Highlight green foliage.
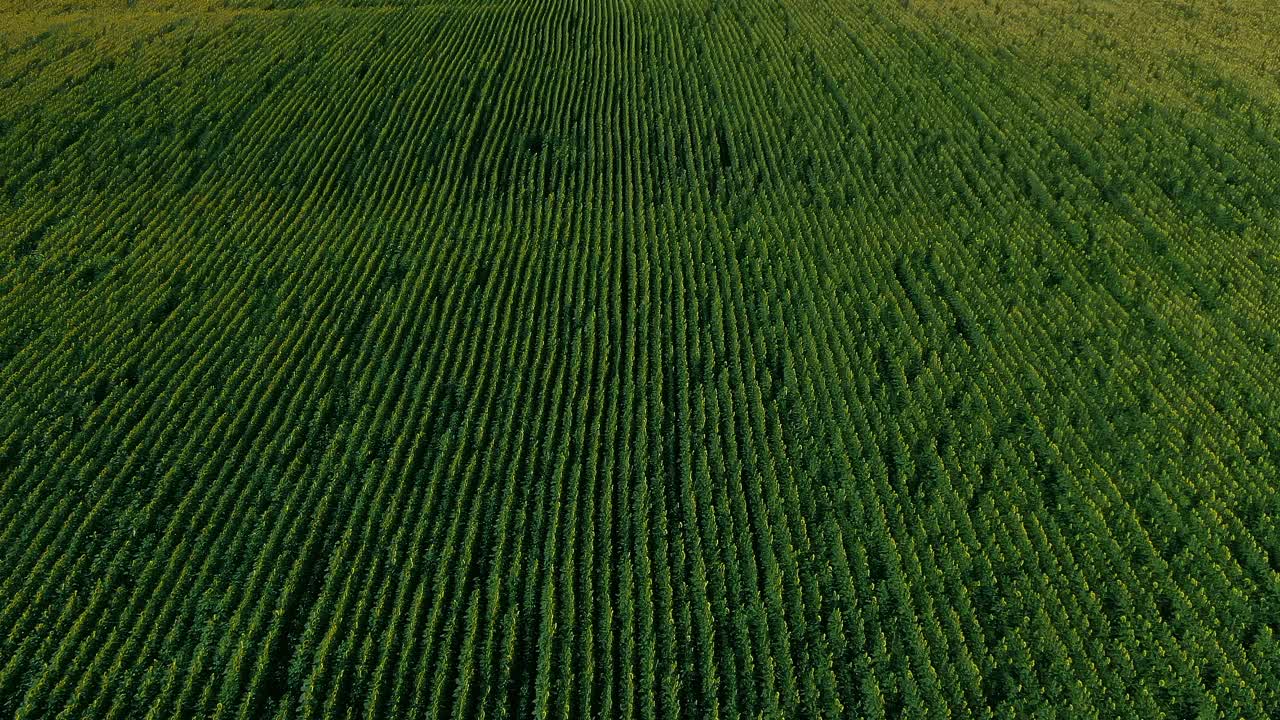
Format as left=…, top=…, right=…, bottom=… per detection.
left=0, top=0, right=1278, bottom=718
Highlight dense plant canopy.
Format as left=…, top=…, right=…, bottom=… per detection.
left=2, top=0, right=1278, bottom=717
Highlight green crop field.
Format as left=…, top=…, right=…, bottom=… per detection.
left=2, top=0, right=1279, bottom=717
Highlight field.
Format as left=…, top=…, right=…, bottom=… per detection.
left=2, top=0, right=1279, bottom=717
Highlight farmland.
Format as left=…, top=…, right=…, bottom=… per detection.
left=2, top=0, right=1279, bottom=717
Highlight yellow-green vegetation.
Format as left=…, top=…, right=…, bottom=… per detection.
left=914, top=0, right=1280, bottom=111
left=2, top=1, right=1278, bottom=718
